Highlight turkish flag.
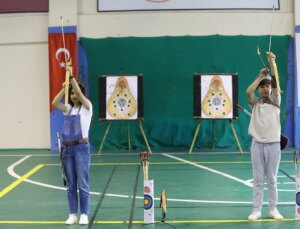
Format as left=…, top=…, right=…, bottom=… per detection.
left=48, top=26, right=77, bottom=111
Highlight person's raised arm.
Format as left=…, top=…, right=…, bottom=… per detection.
left=267, top=52, right=279, bottom=96
left=67, top=66, right=90, bottom=110
left=68, top=68, right=90, bottom=110
left=52, top=84, right=67, bottom=112
left=246, top=68, right=269, bottom=106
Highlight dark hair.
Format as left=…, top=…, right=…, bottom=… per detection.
left=257, top=79, right=271, bottom=89
left=68, top=80, right=87, bottom=106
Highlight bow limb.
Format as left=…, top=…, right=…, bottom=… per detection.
left=267, top=6, right=281, bottom=93
left=60, top=16, right=72, bottom=106
left=64, top=59, right=72, bottom=106
left=268, top=56, right=281, bottom=93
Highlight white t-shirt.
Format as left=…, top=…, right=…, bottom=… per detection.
left=63, top=101, right=93, bottom=139
left=248, top=93, right=281, bottom=143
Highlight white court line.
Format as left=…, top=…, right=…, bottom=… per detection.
left=163, top=153, right=297, bottom=192
left=7, top=156, right=130, bottom=197
left=5, top=155, right=294, bottom=205
left=162, top=153, right=253, bottom=187
left=8, top=155, right=66, bottom=191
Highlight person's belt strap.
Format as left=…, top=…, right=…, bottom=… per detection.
left=62, top=138, right=89, bottom=147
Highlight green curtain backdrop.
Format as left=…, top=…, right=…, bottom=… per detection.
left=79, top=35, right=291, bottom=151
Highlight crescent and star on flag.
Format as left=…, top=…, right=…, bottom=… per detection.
left=55, top=47, right=70, bottom=68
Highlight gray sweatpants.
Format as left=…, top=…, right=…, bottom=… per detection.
left=250, top=140, right=281, bottom=211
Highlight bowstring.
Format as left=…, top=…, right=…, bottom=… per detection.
left=257, top=46, right=266, bottom=68
left=268, top=5, right=275, bottom=53
left=60, top=16, right=68, bottom=67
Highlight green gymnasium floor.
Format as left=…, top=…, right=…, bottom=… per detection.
left=0, top=149, right=299, bottom=229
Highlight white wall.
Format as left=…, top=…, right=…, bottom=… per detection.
left=0, top=0, right=295, bottom=149
left=295, top=0, right=300, bottom=25
left=0, top=14, right=49, bottom=148
left=78, top=0, right=294, bottom=37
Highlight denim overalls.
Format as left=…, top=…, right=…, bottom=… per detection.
left=62, top=106, right=90, bottom=214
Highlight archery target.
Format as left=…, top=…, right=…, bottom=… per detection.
left=296, top=176, right=300, bottom=220
left=144, top=180, right=154, bottom=224
left=144, top=194, right=153, bottom=210
left=297, top=192, right=300, bottom=206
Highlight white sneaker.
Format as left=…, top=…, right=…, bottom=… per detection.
left=65, top=214, right=77, bottom=225
left=248, top=210, right=261, bottom=220
left=79, top=214, right=89, bottom=225
left=269, top=208, right=283, bottom=220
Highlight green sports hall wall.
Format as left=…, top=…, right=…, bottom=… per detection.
left=80, top=35, right=291, bottom=151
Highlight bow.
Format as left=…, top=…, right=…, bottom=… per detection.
left=60, top=16, right=72, bottom=106
left=57, top=131, right=67, bottom=186
left=268, top=52, right=281, bottom=92
left=64, top=60, right=72, bottom=106
left=256, top=5, right=281, bottom=93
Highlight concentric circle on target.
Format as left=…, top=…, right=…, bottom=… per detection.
left=296, top=192, right=300, bottom=206
left=144, top=194, right=153, bottom=210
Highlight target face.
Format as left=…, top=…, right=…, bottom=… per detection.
left=144, top=194, right=153, bottom=210
left=193, top=73, right=238, bottom=119
left=296, top=192, right=300, bottom=206
left=98, top=75, right=144, bottom=120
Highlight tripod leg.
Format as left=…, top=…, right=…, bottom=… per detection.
left=138, top=119, right=152, bottom=154
left=98, top=121, right=112, bottom=154
left=127, top=121, right=131, bottom=150
left=229, top=120, right=243, bottom=154
left=189, top=119, right=202, bottom=154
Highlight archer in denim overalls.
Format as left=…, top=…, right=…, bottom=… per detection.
left=62, top=106, right=90, bottom=215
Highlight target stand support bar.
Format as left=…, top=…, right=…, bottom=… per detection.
left=98, top=119, right=152, bottom=154
left=189, top=119, right=243, bottom=154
